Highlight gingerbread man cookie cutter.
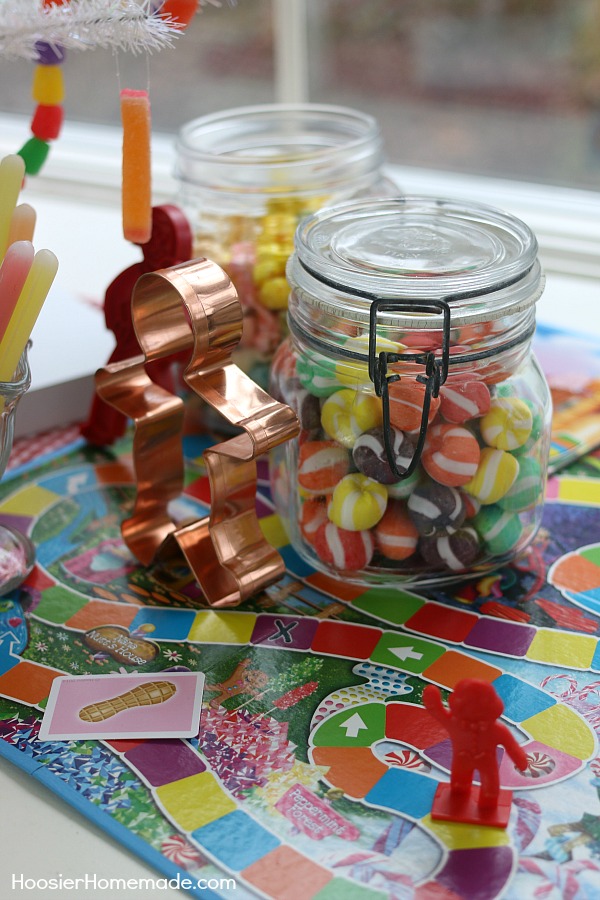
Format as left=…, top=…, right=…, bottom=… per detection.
left=95, top=257, right=299, bottom=608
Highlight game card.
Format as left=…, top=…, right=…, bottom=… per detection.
left=38, top=672, right=205, bottom=741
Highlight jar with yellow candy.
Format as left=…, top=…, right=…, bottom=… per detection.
left=270, top=197, right=552, bottom=589
left=174, top=104, right=395, bottom=389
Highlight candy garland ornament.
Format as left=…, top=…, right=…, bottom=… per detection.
left=0, top=0, right=206, bottom=177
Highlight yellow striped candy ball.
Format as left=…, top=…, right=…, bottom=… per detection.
left=463, top=447, right=519, bottom=504
left=321, top=388, right=382, bottom=448
left=329, top=473, right=388, bottom=531
left=336, top=335, right=405, bottom=389
left=480, top=397, right=533, bottom=451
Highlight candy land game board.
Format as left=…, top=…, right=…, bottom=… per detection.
left=1, top=324, right=600, bottom=899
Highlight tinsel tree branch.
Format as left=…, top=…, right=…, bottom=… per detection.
left=0, top=0, right=210, bottom=60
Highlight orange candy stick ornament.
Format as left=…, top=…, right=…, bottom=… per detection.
left=120, top=88, right=152, bottom=245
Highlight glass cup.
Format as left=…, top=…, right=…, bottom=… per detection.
left=0, top=345, right=35, bottom=595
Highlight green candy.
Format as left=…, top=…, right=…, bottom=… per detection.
left=18, top=137, right=50, bottom=175
left=297, top=351, right=341, bottom=398
left=498, top=456, right=543, bottom=512
left=474, top=504, right=523, bottom=556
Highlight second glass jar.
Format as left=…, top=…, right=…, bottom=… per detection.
left=270, top=197, right=552, bottom=589
left=174, top=103, right=395, bottom=389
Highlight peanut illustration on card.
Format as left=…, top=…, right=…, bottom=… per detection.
left=78, top=680, right=177, bottom=723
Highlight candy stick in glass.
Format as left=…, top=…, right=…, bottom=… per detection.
left=0, top=248, right=58, bottom=385
left=120, top=88, right=152, bottom=245
left=0, top=155, right=26, bottom=260
left=0, top=241, right=35, bottom=345
left=7, top=203, right=36, bottom=246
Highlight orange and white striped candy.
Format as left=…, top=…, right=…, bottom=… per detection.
left=388, top=380, right=440, bottom=433
left=297, top=441, right=350, bottom=495
left=422, top=423, right=480, bottom=487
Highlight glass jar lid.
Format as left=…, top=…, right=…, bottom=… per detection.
left=290, top=196, right=542, bottom=327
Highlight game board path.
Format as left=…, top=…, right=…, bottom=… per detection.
left=0, top=462, right=599, bottom=897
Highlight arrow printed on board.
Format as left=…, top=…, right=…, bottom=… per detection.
left=340, top=712, right=368, bottom=738
left=387, top=645, right=423, bottom=662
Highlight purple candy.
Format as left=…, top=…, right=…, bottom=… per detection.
left=419, top=526, right=480, bottom=571
left=353, top=427, right=415, bottom=484
left=407, top=482, right=465, bottom=535
left=35, top=41, right=66, bottom=65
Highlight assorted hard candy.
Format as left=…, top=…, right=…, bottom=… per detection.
left=270, top=338, right=547, bottom=579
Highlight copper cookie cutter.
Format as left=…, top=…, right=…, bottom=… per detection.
left=95, top=258, right=299, bottom=608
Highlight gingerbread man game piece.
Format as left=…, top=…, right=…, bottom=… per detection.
left=80, top=204, right=193, bottom=446
left=205, top=658, right=269, bottom=709
left=424, top=678, right=529, bottom=828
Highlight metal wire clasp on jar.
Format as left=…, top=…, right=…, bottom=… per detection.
left=269, top=197, right=552, bottom=588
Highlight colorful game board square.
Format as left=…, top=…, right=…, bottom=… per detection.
left=193, top=809, right=280, bottom=870
left=365, top=767, right=438, bottom=819
left=304, top=572, right=365, bottom=601
left=251, top=614, right=318, bottom=650
left=0, top=484, right=59, bottom=515
left=522, top=704, right=596, bottom=761
left=314, top=879, right=385, bottom=899
left=371, top=632, right=445, bottom=674
left=0, top=660, right=62, bottom=705
left=310, top=746, right=388, bottom=798
left=34, top=586, right=88, bottom=624
left=182, top=475, right=211, bottom=503
left=188, top=611, right=257, bottom=644
left=311, top=702, right=386, bottom=749
left=156, top=771, right=236, bottom=831
left=106, top=739, right=143, bottom=753
left=95, top=462, right=135, bottom=484
left=434, top=845, right=515, bottom=899
left=311, top=621, right=382, bottom=659
left=424, top=813, right=510, bottom=850
left=351, top=587, right=426, bottom=626
left=242, top=845, right=332, bottom=900
left=129, top=608, right=196, bottom=641
left=385, top=703, right=448, bottom=748
left=526, top=628, right=597, bottom=669
left=125, top=740, right=205, bottom=786
left=423, top=651, right=502, bottom=689
left=491, top=674, right=555, bottom=722
left=259, top=514, right=289, bottom=549
left=39, top=468, right=98, bottom=496
left=464, top=618, right=535, bottom=657
left=0, top=644, right=20, bottom=677
left=66, top=600, right=139, bottom=631
left=404, top=603, right=478, bottom=644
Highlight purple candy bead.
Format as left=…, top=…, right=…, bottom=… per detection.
left=353, top=427, right=415, bottom=484
left=407, top=483, right=465, bottom=536
left=419, top=526, right=480, bottom=571
left=35, top=41, right=66, bottom=65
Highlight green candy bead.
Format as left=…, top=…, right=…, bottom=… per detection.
left=18, top=136, right=50, bottom=175
left=498, top=456, right=543, bottom=512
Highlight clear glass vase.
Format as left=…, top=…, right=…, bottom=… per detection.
left=0, top=345, right=35, bottom=595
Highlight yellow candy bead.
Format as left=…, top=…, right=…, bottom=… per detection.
left=329, top=473, right=388, bottom=531
left=258, top=276, right=290, bottom=310
left=480, top=397, right=533, bottom=450
left=463, top=447, right=519, bottom=504
left=321, top=389, right=382, bottom=448
left=32, top=65, right=65, bottom=105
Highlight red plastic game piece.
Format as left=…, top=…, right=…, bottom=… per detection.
left=80, top=204, right=193, bottom=445
left=423, top=678, right=528, bottom=828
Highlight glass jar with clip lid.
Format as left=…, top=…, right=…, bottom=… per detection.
left=269, top=196, right=551, bottom=588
